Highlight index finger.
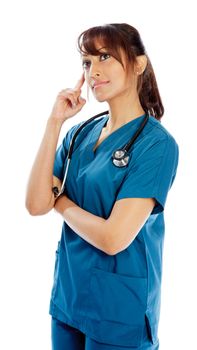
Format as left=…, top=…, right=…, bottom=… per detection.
left=74, top=72, right=85, bottom=90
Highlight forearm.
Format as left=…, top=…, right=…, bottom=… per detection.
left=25, top=118, right=63, bottom=215
left=54, top=195, right=111, bottom=254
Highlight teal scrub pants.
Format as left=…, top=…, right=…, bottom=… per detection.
left=51, top=317, right=159, bottom=350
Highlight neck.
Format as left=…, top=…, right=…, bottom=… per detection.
left=105, top=91, right=145, bottom=133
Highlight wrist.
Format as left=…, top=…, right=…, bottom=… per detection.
left=47, top=116, right=64, bottom=129
left=54, top=195, right=71, bottom=215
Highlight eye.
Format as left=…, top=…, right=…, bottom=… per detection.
left=82, top=60, right=91, bottom=70
left=82, top=53, right=110, bottom=70
left=100, top=53, right=110, bottom=61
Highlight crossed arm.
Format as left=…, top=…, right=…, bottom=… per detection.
left=54, top=188, right=155, bottom=256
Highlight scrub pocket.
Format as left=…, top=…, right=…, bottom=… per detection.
left=85, top=267, right=148, bottom=347
left=145, top=312, right=159, bottom=345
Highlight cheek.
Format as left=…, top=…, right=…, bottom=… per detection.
left=112, top=73, right=128, bottom=91
left=109, top=65, right=128, bottom=85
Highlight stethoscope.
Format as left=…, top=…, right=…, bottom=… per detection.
left=52, top=110, right=149, bottom=198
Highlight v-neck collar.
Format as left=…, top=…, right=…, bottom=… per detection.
left=90, top=113, right=146, bottom=155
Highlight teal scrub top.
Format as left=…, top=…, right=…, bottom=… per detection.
left=49, top=113, right=179, bottom=347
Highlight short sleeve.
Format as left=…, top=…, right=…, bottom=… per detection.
left=53, top=121, right=84, bottom=181
left=116, top=135, right=179, bottom=214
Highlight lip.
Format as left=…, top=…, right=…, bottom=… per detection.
left=92, top=81, right=110, bottom=89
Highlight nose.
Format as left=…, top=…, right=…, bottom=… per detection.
left=89, top=61, right=101, bottom=79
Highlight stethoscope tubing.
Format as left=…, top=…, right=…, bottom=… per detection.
left=54, top=111, right=149, bottom=197
left=67, top=110, right=109, bottom=159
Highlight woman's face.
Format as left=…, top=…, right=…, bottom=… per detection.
left=81, top=40, right=137, bottom=103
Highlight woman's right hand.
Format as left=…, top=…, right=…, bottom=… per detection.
left=49, top=73, right=86, bottom=123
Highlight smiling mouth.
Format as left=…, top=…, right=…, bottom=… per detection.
left=93, top=81, right=110, bottom=89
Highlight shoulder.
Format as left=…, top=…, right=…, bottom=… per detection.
left=146, top=117, right=179, bottom=172
left=145, top=116, right=179, bottom=155
left=131, top=116, right=179, bottom=167
left=148, top=116, right=178, bottom=144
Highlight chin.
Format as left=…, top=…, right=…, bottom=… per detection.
left=95, top=97, right=108, bottom=103
left=93, top=93, right=113, bottom=103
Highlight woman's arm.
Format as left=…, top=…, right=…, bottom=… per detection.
left=54, top=194, right=155, bottom=255
left=25, top=74, right=86, bottom=215
left=25, top=118, right=64, bottom=215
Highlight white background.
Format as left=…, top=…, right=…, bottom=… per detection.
left=0, top=0, right=196, bottom=349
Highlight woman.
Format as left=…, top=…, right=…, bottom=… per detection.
left=26, top=23, right=179, bottom=350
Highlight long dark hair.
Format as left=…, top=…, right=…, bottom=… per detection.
left=77, top=23, right=164, bottom=120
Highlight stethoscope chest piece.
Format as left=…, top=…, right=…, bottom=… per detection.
left=112, top=149, right=130, bottom=167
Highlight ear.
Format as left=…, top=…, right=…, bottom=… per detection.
left=135, top=55, right=148, bottom=75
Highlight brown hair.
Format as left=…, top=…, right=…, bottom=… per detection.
left=77, top=23, right=164, bottom=120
